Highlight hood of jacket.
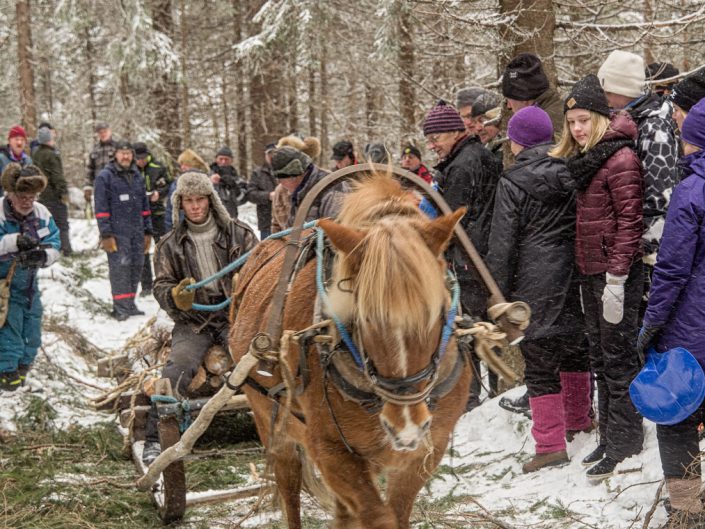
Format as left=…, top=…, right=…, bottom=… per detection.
left=680, top=148, right=705, bottom=179
left=505, top=144, right=574, bottom=205
left=602, top=110, right=638, bottom=143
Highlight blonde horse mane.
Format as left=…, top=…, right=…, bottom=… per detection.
left=331, top=172, right=447, bottom=339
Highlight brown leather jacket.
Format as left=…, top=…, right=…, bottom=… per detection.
left=153, top=216, right=257, bottom=331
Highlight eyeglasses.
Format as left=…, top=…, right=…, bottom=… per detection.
left=425, top=133, right=449, bottom=146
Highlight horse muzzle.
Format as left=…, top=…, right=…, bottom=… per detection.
left=380, top=413, right=432, bottom=452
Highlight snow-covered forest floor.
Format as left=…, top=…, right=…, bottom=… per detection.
left=0, top=205, right=678, bottom=528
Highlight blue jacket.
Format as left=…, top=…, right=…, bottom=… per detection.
left=94, top=161, right=152, bottom=239
left=644, top=149, right=705, bottom=365
left=0, top=197, right=60, bottom=303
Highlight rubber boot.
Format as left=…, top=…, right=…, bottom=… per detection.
left=522, top=394, right=569, bottom=473
left=560, top=371, right=594, bottom=441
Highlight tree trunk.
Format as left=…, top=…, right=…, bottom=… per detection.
left=178, top=0, right=191, bottom=148
left=288, top=51, right=299, bottom=135
left=16, top=0, right=37, bottom=137
left=643, top=0, right=655, bottom=65
left=318, top=44, right=329, bottom=165
left=221, top=76, right=230, bottom=149
left=398, top=3, right=415, bottom=142
left=308, top=63, right=317, bottom=137
left=84, top=25, right=97, bottom=125
left=151, top=0, right=181, bottom=158
left=499, top=0, right=557, bottom=88
left=233, top=0, right=248, bottom=176
left=365, top=80, right=377, bottom=139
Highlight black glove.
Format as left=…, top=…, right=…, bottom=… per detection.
left=17, top=249, right=47, bottom=268
left=636, top=325, right=661, bottom=366
left=16, top=234, right=39, bottom=252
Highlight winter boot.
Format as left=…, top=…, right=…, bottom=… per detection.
left=586, top=455, right=620, bottom=480
left=582, top=444, right=606, bottom=467
left=522, top=394, right=569, bottom=473
left=17, top=364, right=31, bottom=386
left=664, top=478, right=704, bottom=527
left=142, top=441, right=161, bottom=466
left=0, top=371, right=21, bottom=392
left=499, top=391, right=531, bottom=418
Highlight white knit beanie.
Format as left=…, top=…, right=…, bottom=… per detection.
left=597, top=50, right=645, bottom=99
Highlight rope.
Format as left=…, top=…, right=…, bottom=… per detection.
left=438, top=272, right=460, bottom=361
left=185, top=220, right=319, bottom=312
left=150, top=394, right=192, bottom=432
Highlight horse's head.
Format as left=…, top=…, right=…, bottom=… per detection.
left=319, top=176, right=465, bottom=452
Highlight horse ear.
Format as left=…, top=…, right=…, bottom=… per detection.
left=318, top=218, right=365, bottom=255
left=420, top=207, right=467, bottom=256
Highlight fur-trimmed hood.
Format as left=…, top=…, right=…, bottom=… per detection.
left=1, top=163, right=47, bottom=194
left=171, top=171, right=231, bottom=227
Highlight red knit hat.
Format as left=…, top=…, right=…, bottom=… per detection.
left=423, top=100, right=466, bottom=135
left=8, top=125, right=27, bottom=140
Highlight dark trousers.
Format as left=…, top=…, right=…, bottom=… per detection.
left=581, top=262, right=644, bottom=460
left=523, top=334, right=590, bottom=397
left=108, top=235, right=144, bottom=316
left=260, top=228, right=271, bottom=240
left=145, top=322, right=230, bottom=442
left=43, top=201, right=72, bottom=255
left=657, top=401, right=705, bottom=478
left=458, top=272, right=498, bottom=397
left=140, top=215, right=165, bottom=293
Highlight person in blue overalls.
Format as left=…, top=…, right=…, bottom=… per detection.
left=94, top=140, right=153, bottom=321
left=0, top=163, right=60, bottom=390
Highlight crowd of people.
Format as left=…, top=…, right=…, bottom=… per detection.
left=1, top=47, right=705, bottom=527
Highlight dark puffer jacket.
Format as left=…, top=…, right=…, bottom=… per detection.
left=486, top=144, right=583, bottom=339
left=153, top=214, right=257, bottom=331
left=209, top=162, right=247, bottom=220
left=246, top=164, right=277, bottom=230
left=571, top=112, right=644, bottom=276
left=436, top=134, right=502, bottom=257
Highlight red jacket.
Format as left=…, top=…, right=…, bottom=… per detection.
left=575, top=112, right=644, bottom=276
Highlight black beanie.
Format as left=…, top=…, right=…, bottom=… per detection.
left=502, top=53, right=550, bottom=101
left=672, top=68, right=705, bottom=112
left=564, top=74, right=611, bottom=117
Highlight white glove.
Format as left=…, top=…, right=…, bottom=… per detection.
left=602, top=273, right=627, bottom=324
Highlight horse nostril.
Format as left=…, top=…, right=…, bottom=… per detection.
left=380, top=417, right=395, bottom=437
left=421, top=417, right=432, bottom=434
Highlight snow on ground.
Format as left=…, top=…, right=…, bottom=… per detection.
left=0, top=204, right=678, bottom=527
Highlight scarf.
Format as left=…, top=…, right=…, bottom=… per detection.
left=566, top=137, right=635, bottom=191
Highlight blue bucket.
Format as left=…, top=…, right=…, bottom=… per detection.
left=629, top=347, right=705, bottom=426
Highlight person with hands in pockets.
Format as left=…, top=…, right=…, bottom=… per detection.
left=0, top=163, right=60, bottom=391
left=94, top=140, right=152, bottom=321
left=550, top=74, right=645, bottom=480
left=637, top=98, right=705, bottom=528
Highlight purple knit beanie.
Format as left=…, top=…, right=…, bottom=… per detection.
left=682, top=97, right=705, bottom=150
left=507, top=106, right=554, bottom=148
left=423, top=100, right=466, bottom=135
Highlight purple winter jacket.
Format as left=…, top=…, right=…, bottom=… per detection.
left=643, top=149, right=705, bottom=366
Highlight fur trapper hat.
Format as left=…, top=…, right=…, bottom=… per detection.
left=176, top=149, right=209, bottom=173
left=171, top=171, right=231, bottom=227
left=277, top=135, right=322, bottom=159
left=1, top=163, right=47, bottom=195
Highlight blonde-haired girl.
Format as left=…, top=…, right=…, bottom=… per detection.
left=551, top=74, right=645, bottom=480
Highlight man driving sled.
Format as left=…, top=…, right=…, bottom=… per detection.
left=142, top=171, right=257, bottom=464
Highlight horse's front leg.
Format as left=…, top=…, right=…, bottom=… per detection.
left=309, top=442, right=398, bottom=529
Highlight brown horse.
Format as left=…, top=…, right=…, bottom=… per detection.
left=229, top=174, right=471, bottom=529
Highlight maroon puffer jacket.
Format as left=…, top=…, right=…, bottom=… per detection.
left=575, top=112, right=644, bottom=276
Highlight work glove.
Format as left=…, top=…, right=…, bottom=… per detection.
left=16, top=234, right=39, bottom=252
left=636, top=325, right=661, bottom=366
left=602, top=272, right=627, bottom=324
left=84, top=188, right=93, bottom=202
left=171, top=277, right=196, bottom=311
left=144, top=235, right=152, bottom=254
left=101, top=236, right=117, bottom=253
left=17, top=249, right=46, bottom=268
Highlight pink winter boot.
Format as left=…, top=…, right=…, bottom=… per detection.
left=523, top=394, right=569, bottom=473
left=560, top=371, right=594, bottom=440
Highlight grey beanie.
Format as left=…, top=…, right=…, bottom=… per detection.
left=456, top=87, right=488, bottom=109
left=37, top=127, right=53, bottom=145
left=470, top=92, right=502, bottom=118
left=271, top=147, right=312, bottom=178
left=171, top=171, right=231, bottom=227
